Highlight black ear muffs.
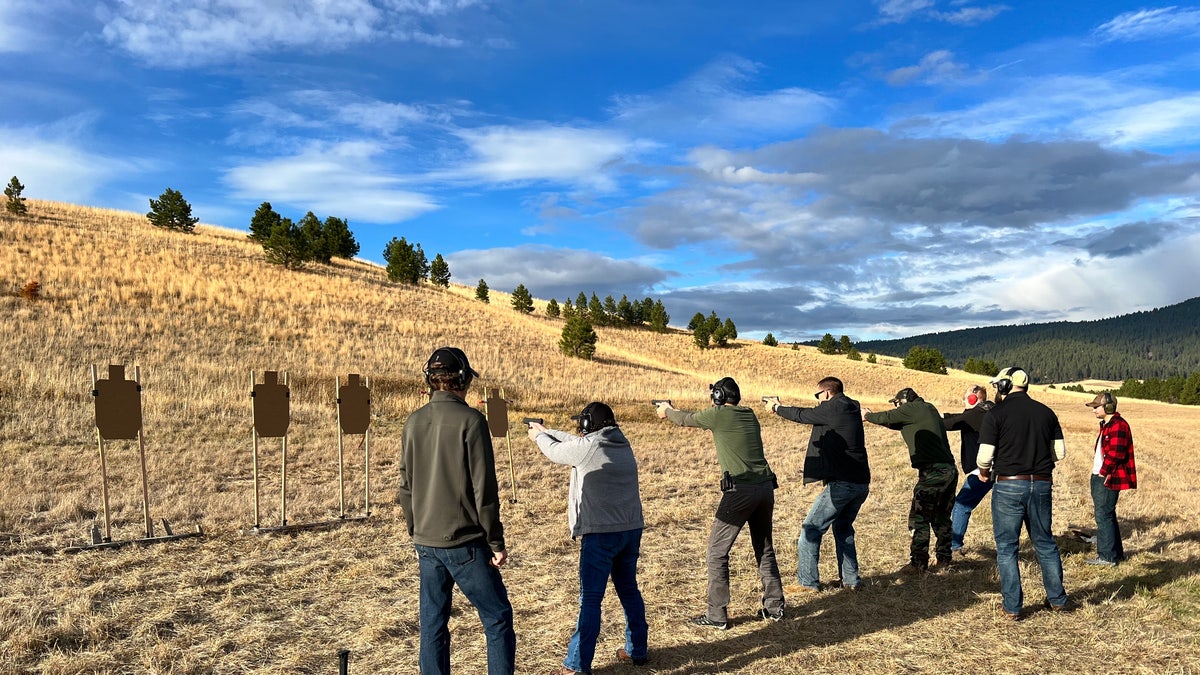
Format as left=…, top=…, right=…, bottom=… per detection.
left=709, top=382, right=726, bottom=406
left=1101, top=392, right=1117, bottom=415
left=576, top=410, right=593, bottom=433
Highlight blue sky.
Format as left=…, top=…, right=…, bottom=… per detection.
left=5, top=1, right=1200, bottom=341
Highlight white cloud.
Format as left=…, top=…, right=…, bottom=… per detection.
left=1094, top=6, right=1200, bottom=42
left=886, top=50, right=970, bottom=86
left=223, top=141, right=438, bottom=222
left=992, top=232, right=1200, bottom=318
left=453, top=125, right=638, bottom=188
left=0, top=125, right=148, bottom=205
left=873, top=0, right=1007, bottom=26
left=610, top=55, right=834, bottom=142
left=1073, top=93, right=1200, bottom=148
left=97, top=0, right=479, bottom=67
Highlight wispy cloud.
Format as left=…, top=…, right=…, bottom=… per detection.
left=223, top=141, right=438, bottom=222
left=873, top=0, right=1008, bottom=26
left=0, top=123, right=149, bottom=205
left=886, top=50, right=970, bottom=86
left=97, top=0, right=483, bottom=67
left=1094, top=6, right=1200, bottom=43
left=451, top=125, right=640, bottom=189
left=610, top=55, right=835, bottom=144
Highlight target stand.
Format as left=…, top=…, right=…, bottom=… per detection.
left=334, top=373, right=372, bottom=523
left=65, top=364, right=203, bottom=553
left=248, top=371, right=373, bottom=535
left=483, top=388, right=519, bottom=504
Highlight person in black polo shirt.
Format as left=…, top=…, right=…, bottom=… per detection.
left=976, top=367, right=1070, bottom=620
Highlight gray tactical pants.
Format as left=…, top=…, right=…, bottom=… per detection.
left=705, top=480, right=785, bottom=622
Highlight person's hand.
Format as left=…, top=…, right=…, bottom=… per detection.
left=1103, top=473, right=1112, bottom=487
left=860, top=407, right=871, bottom=421
left=490, top=549, right=508, bottom=568
left=978, top=468, right=991, bottom=483
left=655, top=402, right=671, bottom=418
left=526, top=422, right=546, bottom=441
left=763, top=397, right=780, bottom=413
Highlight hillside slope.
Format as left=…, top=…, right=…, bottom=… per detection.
left=2, top=202, right=1198, bottom=674
left=856, top=298, right=1200, bottom=383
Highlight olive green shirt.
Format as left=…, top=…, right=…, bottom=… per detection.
left=665, top=404, right=775, bottom=484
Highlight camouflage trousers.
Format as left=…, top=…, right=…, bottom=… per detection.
left=909, top=464, right=958, bottom=566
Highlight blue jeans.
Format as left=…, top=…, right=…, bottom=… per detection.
left=564, top=529, right=648, bottom=673
left=951, top=473, right=993, bottom=551
left=991, top=480, right=1067, bottom=614
left=1091, top=474, right=1125, bottom=563
left=797, top=481, right=869, bottom=589
left=416, top=540, right=515, bottom=675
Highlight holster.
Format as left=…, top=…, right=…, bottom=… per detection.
left=720, top=471, right=733, bottom=492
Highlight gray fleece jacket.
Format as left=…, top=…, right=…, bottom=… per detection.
left=534, top=425, right=644, bottom=538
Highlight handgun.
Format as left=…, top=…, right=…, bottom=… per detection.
left=522, top=417, right=544, bottom=426
left=651, top=399, right=672, bottom=407
left=761, top=396, right=780, bottom=403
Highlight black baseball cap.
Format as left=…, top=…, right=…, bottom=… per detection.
left=424, top=346, right=480, bottom=378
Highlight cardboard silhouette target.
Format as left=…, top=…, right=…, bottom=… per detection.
left=335, top=374, right=372, bottom=520
left=483, top=388, right=519, bottom=503
left=249, top=370, right=292, bottom=530
left=67, top=364, right=203, bottom=553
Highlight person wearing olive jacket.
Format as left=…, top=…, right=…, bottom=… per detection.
left=657, top=377, right=785, bottom=629
left=398, top=346, right=515, bottom=675
left=862, top=387, right=957, bottom=572
left=767, top=376, right=871, bottom=591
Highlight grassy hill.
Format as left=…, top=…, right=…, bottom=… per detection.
left=855, top=299, right=1200, bottom=383
left=2, top=202, right=1198, bottom=673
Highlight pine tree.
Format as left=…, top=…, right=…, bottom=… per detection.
left=723, top=318, right=738, bottom=341
left=511, top=284, right=534, bottom=314
left=903, top=346, right=948, bottom=374
left=560, top=314, right=598, bottom=359
left=839, top=335, right=853, bottom=354
left=688, top=312, right=705, bottom=330
left=648, top=300, right=670, bottom=333
left=588, top=293, right=606, bottom=327
left=475, top=279, right=490, bottom=303
left=847, top=346, right=862, bottom=361
left=546, top=298, right=560, bottom=318
left=5, top=176, right=28, bottom=216
left=763, top=333, right=778, bottom=347
left=429, top=254, right=451, bottom=288
left=298, top=212, right=331, bottom=264
left=323, top=216, right=359, bottom=259
left=562, top=298, right=576, bottom=319
left=693, top=321, right=712, bottom=349
left=146, top=187, right=198, bottom=232
left=248, top=201, right=281, bottom=242
left=383, top=237, right=426, bottom=284
left=867, top=353, right=877, bottom=364
left=261, top=218, right=308, bottom=270
left=603, top=295, right=619, bottom=323
left=576, top=292, right=589, bottom=319
left=617, top=295, right=636, bottom=325
left=817, top=333, right=838, bottom=355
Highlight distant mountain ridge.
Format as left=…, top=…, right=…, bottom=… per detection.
left=854, top=297, right=1200, bottom=383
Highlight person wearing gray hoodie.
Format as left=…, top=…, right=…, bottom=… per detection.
left=529, top=402, right=648, bottom=674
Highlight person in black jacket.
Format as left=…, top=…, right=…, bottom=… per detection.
left=943, top=385, right=995, bottom=555
left=767, top=376, right=871, bottom=591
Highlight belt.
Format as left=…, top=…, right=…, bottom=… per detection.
left=996, top=474, right=1052, bottom=482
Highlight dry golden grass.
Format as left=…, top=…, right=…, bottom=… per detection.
left=2, top=202, right=1199, bottom=674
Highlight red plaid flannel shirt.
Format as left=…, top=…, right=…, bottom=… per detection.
left=1096, top=412, right=1137, bottom=490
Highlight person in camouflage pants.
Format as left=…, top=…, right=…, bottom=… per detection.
left=863, top=388, right=958, bottom=571
left=909, top=464, right=957, bottom=567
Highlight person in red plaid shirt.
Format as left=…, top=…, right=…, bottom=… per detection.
left=1086, top=392, right=1137, bottom=567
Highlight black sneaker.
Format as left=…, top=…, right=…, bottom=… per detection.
left=689, top=614, right=728, bottom=630
left=757, top=607, right=784, bottom=622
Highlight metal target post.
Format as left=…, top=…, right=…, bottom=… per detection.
left=89, top=365, right=114, bottom=542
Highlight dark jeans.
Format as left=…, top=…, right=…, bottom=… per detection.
left=1091, top=474, right=1125, bottom=563
left=951, top=473, right=993, bottom=551
left=991, top=479, right=1067, bottom=614
left=563, top=529, right=648, bottom=673
left=416, top=540, right=515, bottom=675
left=705, top=480, right=784, bottom=623
left=909, top=464, right=957, bottom=565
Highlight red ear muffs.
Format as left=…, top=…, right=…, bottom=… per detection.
left=967, top=393, right=978, bottom=406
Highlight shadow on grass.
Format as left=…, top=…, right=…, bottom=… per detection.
left=595, top=561, right=1000, bottom=674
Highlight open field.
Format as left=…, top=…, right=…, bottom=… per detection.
left=2, top=202, right=1199, bottom=674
